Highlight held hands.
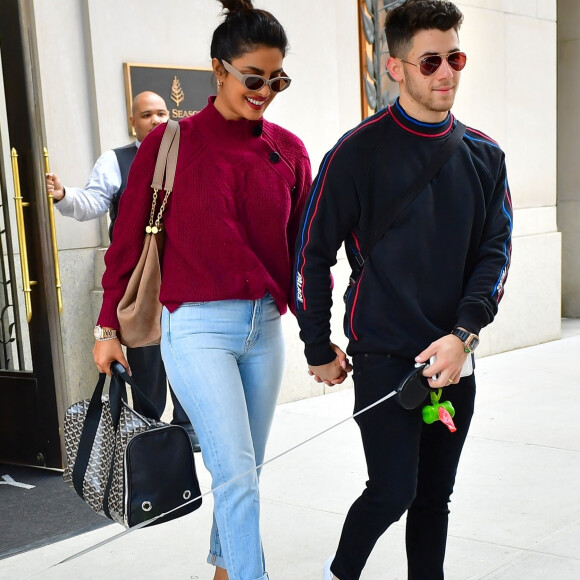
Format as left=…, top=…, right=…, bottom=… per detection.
left=307, top=342, right=353, bottom=386
left=415, top=334, right=468, bottom=388
left=45, top=172, right=65, bottom=201
left=93, top=338, right=129, bottom=376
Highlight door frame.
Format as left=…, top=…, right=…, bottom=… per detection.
left=0, top=0, right=67, bottom=468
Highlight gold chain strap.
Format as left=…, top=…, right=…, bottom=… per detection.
left=145, top=188, right=172, bottom=235
left=145, top=119, right=179, bottom=235
left=147, top=189, right=158, bottom=230
left=154, top=189, right=172, bottom=229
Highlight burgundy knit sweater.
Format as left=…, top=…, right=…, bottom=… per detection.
left=97, top=97, right=312, bottom=329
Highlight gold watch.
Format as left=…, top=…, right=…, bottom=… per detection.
left=451, top=328, right=479, bottom=353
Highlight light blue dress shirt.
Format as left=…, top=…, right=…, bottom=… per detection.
left=55, top=141, right=140, bottom=221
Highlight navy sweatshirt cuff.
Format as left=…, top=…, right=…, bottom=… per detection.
left=455, top=316, right=483, bottom=337
left=304, top=342, right=337, bottom=367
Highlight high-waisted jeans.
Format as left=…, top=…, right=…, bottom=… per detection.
left=331, top=353, right=476, bottom=580
left=161, top=295, right=284, bottom=580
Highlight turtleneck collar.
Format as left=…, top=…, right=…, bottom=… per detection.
left=388, top=98, right=454, bottom=138
left=195, top=96, right=264, bottom=142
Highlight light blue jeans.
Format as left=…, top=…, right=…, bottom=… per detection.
left=161, top=295, right=284, bottom=580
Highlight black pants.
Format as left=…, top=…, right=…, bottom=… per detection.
left=331, top=353, right=475, bottom=580
left=126, top=344, right=191, bottom=427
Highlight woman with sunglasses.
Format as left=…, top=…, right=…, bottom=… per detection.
left=93, top=1, right=311, bottom=578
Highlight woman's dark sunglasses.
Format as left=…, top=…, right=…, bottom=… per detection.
left=399, top=51, right=467, bottom=76
left=221, top=59, right=292, bottom=93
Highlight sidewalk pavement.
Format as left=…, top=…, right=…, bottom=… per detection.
left=2, top=320, right=579, bottom=580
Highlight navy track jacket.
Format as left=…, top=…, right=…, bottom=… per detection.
left=294, top=100, right=513, bottom=366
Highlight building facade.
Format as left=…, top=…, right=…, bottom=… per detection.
left=0, top=0, right=570, bottom=467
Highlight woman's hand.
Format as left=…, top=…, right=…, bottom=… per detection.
left=93, top=338, right=129, bottom=376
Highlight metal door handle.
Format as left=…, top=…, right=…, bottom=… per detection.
left=11, top=148, right=37, bottom=323
left=43, top=147, right=63, bottom=314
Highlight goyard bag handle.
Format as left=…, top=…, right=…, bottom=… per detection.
left=108, top=361, right=161, bottom=425
left=70, top=372, right=108, bottom=498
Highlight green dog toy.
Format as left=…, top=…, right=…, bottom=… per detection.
left=422, top=389, right=457, bottom=432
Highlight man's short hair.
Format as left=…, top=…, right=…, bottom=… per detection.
left=385, top=0, right=464, bottom=58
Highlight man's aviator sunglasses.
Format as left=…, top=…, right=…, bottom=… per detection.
left=221, top=59, right=291, bottom=93
left=399, top=51, right=467, bottom=76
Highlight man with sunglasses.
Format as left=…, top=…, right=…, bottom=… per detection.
left=294, top=1, right=513, bottom=579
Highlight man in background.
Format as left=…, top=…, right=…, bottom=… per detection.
left=47, top=91, right=199, bottom=451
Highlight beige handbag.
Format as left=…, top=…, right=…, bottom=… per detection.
left=117, top=119, right=180, bottom=347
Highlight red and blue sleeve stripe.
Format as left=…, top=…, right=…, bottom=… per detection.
left=295, top=109, right=391, bottom=310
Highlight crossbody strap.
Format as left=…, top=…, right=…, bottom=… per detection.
left=356, top=120, right=466, bottom=269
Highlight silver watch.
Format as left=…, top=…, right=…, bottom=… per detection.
left=94, top=325, right=117, bottom=341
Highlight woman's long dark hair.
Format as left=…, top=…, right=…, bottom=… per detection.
left=211, top=0, right=289, bottom=61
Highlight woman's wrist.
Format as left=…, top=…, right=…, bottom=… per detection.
left=93, top=325, right=118, bottom=341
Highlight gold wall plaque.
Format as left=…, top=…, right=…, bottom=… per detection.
left=123, top=63, right=214, bottom=135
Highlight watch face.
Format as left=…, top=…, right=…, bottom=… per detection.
left=467, top=335, right=479, bottom=351
left=93, top=326, right=101, bottom=339
left=453, top=329, right=479, bottom=351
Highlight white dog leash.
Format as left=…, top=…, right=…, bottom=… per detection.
left=25, top=387, right=398, bottom=577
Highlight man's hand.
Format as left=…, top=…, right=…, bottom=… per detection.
left=307, top=342, right=353, bottom=386
left=93, top=338, right=129, bottom=376
left=45, top=172, right=65, bottom=201
left=415, top=334, right=468, bottom=388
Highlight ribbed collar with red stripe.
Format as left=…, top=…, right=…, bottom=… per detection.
left=388, top=98, right=455, bottom=139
